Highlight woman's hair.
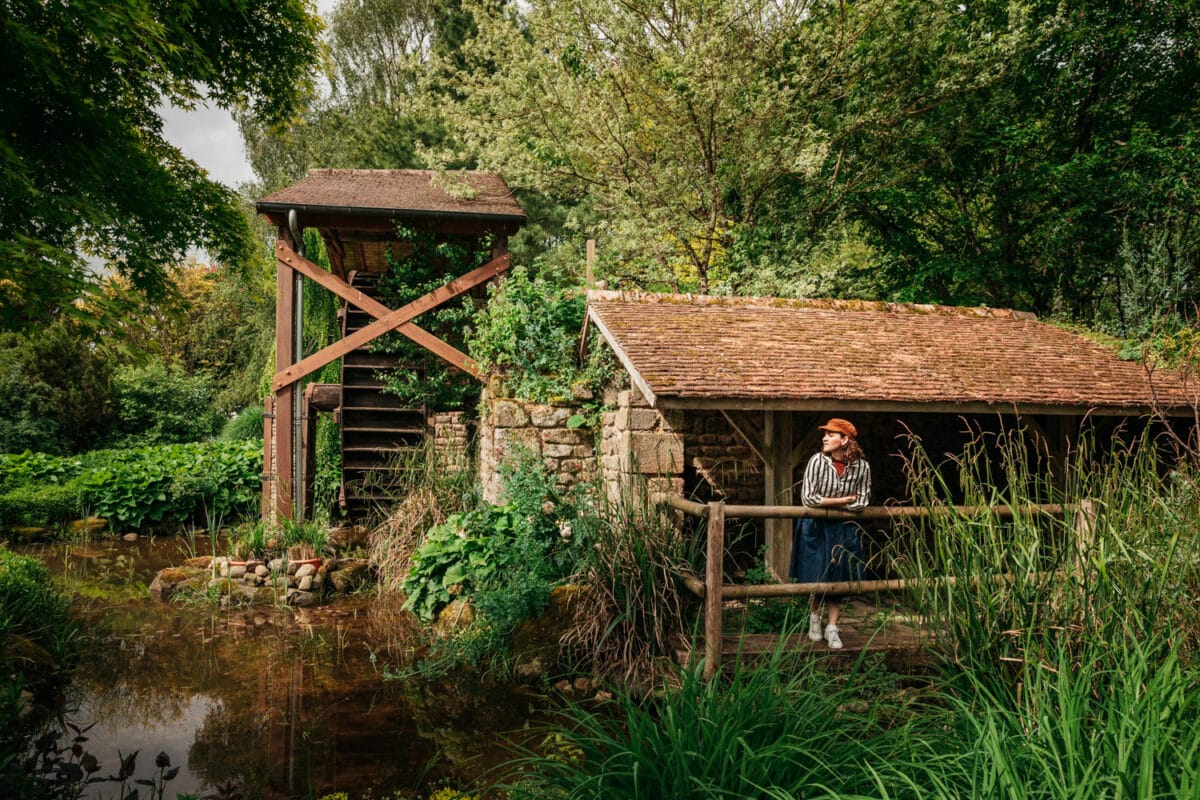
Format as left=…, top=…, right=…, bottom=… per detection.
left=838, top=437, right=865, bottom=465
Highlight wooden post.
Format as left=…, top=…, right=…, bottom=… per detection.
left=1073, top=498, right=1098, bottom=580
left=274, top=229, right=297, bottom=521
left=261, top=396, right=275, bottom=522
left=586, top=238, right=596, bottom=287
left=704, top=500, right=725, bottom=680
left=763, top=411, right=794, bottom=580
left=301, top=386, right=319, bottom=519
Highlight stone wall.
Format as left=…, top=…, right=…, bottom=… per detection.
left=429, top=411, right=471, bottom=471
left=477, top=389, right=598, bottom=503
left=598, top=387, right=762, bottom=504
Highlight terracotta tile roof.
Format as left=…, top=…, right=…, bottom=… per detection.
left=257, top=169, right=526, bottom=220
left=586, top=291, right=1195, bottom=413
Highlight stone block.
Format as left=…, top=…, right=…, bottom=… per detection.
left=494, top=426, right=540, bottom=455
left=572, top=445, right=595, bottom=458
left=531, top=405, right=572, bottom=428
left=628, top=432, right=684, bottom=474
left=492, top=400, right=528, bottom=428
left=629, top=408, right=661, bottom=431
left=543, top=443, right=574, bottom=458
left=542, top=428, right=586, bottom=445
left=561, top=459, right=583, bottom=473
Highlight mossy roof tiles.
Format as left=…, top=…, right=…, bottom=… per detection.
left=586, top=291, right=1194, bottom=414
left=257, top=169, right=526, bottom=220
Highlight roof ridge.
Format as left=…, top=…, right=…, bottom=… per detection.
left=586, top=289, right=1037, bottom=321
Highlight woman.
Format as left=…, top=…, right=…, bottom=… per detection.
left=790, top=418, right=871, bottom=649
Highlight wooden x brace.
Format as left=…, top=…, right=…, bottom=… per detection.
left=272, top=240, right=510, bottom=391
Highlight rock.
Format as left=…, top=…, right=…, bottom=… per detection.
left=122, top=533, right=140, bottom=542
left=530, top=405, right=572, bottom=428
left=267, top=558, right=285, bottom=573
left=298, top=575, right=313, bottom=591
left=182, top=556, right=213, bottom=569
left=434, top=599, right=475, bottom=638
left=554, top=679, right=572, bottom=693
left=328, top=559, right=372, bottom=594
left=229, top=566, right=247, bottom=579
left=149, top=567, right=204, bottom=602
left=254, top=565, right=270, bottom=577
left=2, top=633, right=57, bottom=688
left=327, top=524, right=371, bottom=554
left=69, top=517, right=108, bottom=536
left=311, top=574, right=323, bottom=590
left=286, top=589, right=318, bottom=607
left=492, top=400, right=528, bottom=428
left=572, top=676, right=592, bottom=692
left=8, top=526, right=50, bottom=543
left=295, top=563, right=317, bottom=579
left=510, top=585, right=591, bottom=680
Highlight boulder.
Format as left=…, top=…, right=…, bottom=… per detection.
left=68, top=517, right=108, bottom=536
left=510, top=584, right=591, bottom=680
left=286, top=589, right=318, bottom=607
left=434, top=599, right=475, bottom=639
left=327, top=524, right=371, bottom=554
left=7, top=526, right=50, bottom=543
left=328, top=558, right=373, bottom=594
left=294, top=563, right=317, bottom=579
left=149, top=567, right=205, bottom=602
left=182, top=556, right=213, bottom=569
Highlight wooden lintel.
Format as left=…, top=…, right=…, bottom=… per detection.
left=272, top=242, right=510, bottom=390
left=260, top=211, right=524, bottom=237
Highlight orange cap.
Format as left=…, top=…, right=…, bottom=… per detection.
left=818, top=418, right=857, bottom=438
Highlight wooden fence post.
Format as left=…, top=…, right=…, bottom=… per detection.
left=705, top=500, right=725, bottom=680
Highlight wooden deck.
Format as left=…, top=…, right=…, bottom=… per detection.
left=674, top=598, right=938, bottom=672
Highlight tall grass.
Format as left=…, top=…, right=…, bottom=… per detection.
left=562, top=479, right=701, bottom=687
left=499, top=640, right=913, bottom=800
left=497, top=426, right=1200, bottom=800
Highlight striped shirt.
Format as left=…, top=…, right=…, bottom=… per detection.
left=800, top=453, right=871, bottom=511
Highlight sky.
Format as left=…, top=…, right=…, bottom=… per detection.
left=158, top=1, right=338, bottom=191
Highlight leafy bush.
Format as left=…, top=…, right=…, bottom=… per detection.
left=0, top=451, right=84, bottom=493
left=106, top=361, right=225, bottom=448
left=0, top=548, right=73, bottom=657
left=401, top=448, right=592, bottom=669
left=467, top=265, right=615, bottom=403
left=0, top=484, right=80, bottom=528
left=71, top=441, right=261, bottom=530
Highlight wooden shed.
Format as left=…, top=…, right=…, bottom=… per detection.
left=585, top=291, right=1197, bottom=578
left=257, top=169, right=526, bottom=520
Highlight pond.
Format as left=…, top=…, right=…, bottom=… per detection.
left=17, top=536, right=547, bottom=799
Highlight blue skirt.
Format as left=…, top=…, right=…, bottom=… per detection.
left=789, top=518, right=865, bottom=585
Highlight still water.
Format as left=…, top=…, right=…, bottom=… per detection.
left=21, top=537, right=546, bottom=799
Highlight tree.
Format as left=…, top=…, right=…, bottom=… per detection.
left=0, top=0, right=321, bottom=333
left=845, top=0, right=1200, bottom=322
left=433, top=0, right=1004, bottom=293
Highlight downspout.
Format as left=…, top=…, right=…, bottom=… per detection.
left=288, top=209, right=305, bottom=520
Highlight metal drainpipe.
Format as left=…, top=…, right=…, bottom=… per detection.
left=288, top=210, right=305, bottom=520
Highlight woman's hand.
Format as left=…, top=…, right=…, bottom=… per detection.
left=819, top=495, right=857, bottom=508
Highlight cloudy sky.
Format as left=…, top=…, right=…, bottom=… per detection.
left=159, top=1, right=338, bottom=190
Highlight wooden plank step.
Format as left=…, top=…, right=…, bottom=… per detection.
left=672, top=625, right=935, bottom=672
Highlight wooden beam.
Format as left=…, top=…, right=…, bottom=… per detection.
left=704, top=501, right=724, bottom=680
left=763, top=411, right=795, bottom=580
left=721, top=410, right=766, bottom=464
left=274, top=236, right=296, bottom=521
left=653, top=396, right=1196, bottom=417
left=272, top=242, right=510, bottom=390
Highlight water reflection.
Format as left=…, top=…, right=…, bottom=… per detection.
left=20, top=538, right=545, bottom=799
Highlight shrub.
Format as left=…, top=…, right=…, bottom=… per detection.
left=0, top=484, right=80, bottom=528
left=0, top=548, right=73, bottom=657
left=73, top=441, right=261, bottom=530
left=106, top=361, right=224, bottom=449
left=467, top=265, right=616, bottom=403
left=219, top=404, right=265, bottom=442
left=0, top=451, right=84, bottom=493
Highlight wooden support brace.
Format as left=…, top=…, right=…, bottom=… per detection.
left=272, top=241, right=510, bottom=390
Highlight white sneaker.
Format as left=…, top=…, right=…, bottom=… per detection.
left=825, top=624, right=843, bottom=649
left=808, top=614, right=823, bottom=641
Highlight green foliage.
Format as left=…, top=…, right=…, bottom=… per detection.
left=402, top=448, right=590, bottom=669
left=0, top=0, right=321, bottom=334
left=374, top=227, right=493, bottom=410
left=219, top=404, right=265, bottom=443
left=467, top=266, right=615, bottom=403
left=66, top=441, right=262, bottom=531
left=106, top=361, right=225, bottom=449
left=0, top=323, right=115, bottom=455
left=0, top=451, right=83, bottom=493
left=0, top=548, right=73, bottom=658
left=311, top=414, right=343, bottom=524
left=0, top=484, right=80, bottom=529
left=499, top=644, right=906, bottom=799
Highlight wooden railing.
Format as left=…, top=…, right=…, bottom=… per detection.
left=653, top=494, right=1097, bottom=678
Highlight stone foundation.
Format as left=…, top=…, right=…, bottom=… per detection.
left=478, top=389, right=598, bottom=503
left=149, top=556, right=373, bottom=608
